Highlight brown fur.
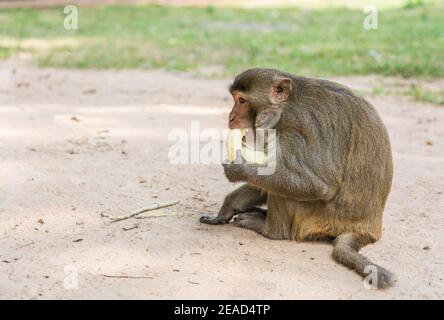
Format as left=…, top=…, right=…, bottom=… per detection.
left=200, top=68, right=394, bottom=288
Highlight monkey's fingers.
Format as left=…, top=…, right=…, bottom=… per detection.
left=199, top=215, right=228, bottom=225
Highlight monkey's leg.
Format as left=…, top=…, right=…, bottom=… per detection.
left=239, top=206, right=267, bottom=216
left=233, top=211, right=266, bottom=234
left=200, top=184, right=266, bottom=225
left=333, top=233, right=395, bottom=289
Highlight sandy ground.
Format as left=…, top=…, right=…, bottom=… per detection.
left=0, top=61, right=443, bottom=299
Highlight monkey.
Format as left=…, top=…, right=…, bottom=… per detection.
left=200, top=68, right=394, bottom=289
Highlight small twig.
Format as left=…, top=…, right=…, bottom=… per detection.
left=101, top=200, right=179, bottom=222
left=122, top=224, right=139, bottom=231
left=134, top=210, right=178, bottom=219
left=101, top=274, right=152, bottom=279
left=15, top=242, right=35, bottom=250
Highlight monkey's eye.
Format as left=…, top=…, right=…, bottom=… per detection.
left=239, top=97, right=246, bottom=104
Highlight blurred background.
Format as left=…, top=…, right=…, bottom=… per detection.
left=1, top=0, right=443, bottom=103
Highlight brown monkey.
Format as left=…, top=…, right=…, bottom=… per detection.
left=200, top=68, right=394, bottom=288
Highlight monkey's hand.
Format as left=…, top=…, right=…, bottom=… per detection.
left=223, top=150, right=256, bottom=183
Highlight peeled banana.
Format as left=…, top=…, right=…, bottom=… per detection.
left=226, top=129, right=267, bottom=165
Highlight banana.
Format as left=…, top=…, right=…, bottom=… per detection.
left=226, top=129, right=243, bottom=162
left=226, top=129, right=267, bottom=164
left=241, top=143, right=267, bottom=164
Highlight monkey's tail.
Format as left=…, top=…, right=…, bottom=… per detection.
left=333, top=233, right=395, bottom=289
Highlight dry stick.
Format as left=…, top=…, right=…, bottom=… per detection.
left=134, top=210, right=178, bottom=219
left=15, top=242, right=35, bottom=250
left=101, top=200, right=179, bottom=222
left=122, top=224, right=139, bottom=231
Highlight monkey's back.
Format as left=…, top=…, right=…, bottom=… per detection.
left=265, top=78, right=393, bottom=243
left=335, top=92, right=393, bottom=242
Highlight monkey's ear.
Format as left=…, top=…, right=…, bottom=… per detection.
left=271, top=78, right=292, bottom=103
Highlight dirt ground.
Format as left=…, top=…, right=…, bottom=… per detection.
left=0, top=60, right=443, bottom=299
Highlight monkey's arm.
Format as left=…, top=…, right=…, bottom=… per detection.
left=223, top=143, right=334, bottom=202
left=252, top=161, right=331, bottom=201
left=200, top=184, right=267, bottom=224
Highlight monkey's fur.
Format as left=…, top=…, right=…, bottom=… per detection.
left=200, top=68, right=394, bottom=288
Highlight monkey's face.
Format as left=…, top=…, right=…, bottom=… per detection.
left=228, top=92, right=256, bottom=129
left=228, top=69, right=292, bottom=131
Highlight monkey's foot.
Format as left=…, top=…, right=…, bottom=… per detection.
left=199, top=215, right=229, bottom=225
left=233, top=212, right=265, bottom=234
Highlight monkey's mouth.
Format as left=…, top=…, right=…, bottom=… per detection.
left=226, top=128, right=267, bottom=164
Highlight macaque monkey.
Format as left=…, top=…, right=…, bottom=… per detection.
left=200, top=68, right=394, bottom=288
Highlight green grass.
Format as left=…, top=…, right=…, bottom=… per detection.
left=371, top=81, right=444, bottom=105
left=374, top=86, right=444, bottom=105
left=408, top=86, right=444, bottom=105
left=0, top=2, right=443, bottom=78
